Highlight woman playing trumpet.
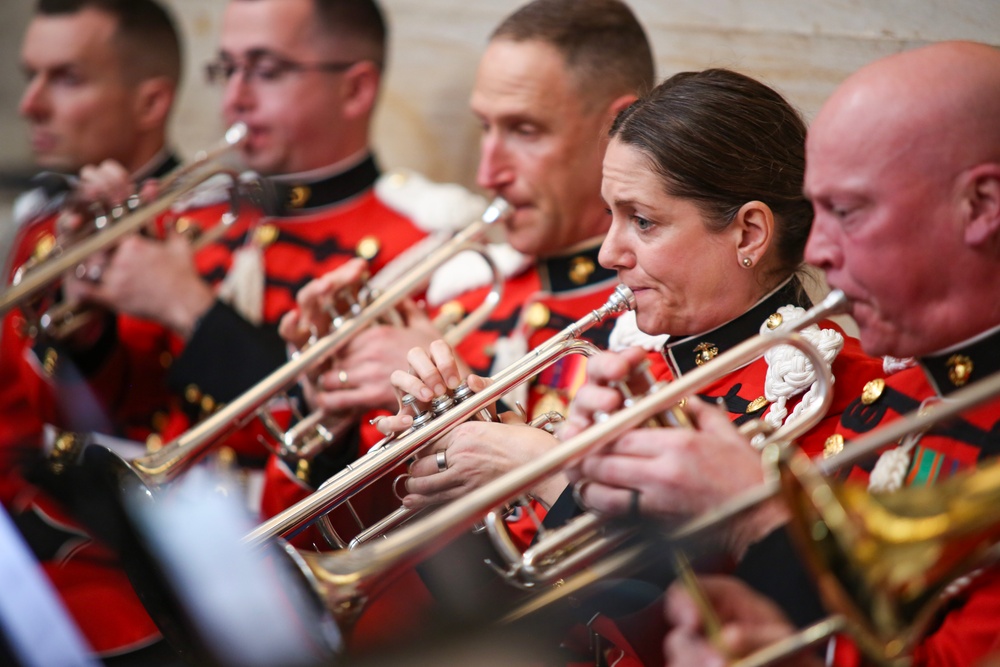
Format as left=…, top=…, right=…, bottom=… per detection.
left=383, top=69, right=882, bottom=553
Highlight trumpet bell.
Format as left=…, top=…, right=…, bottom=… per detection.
left=780, top=448, right=1000, bottom=663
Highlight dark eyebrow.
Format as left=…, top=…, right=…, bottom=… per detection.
left=217, top=47, right=285, bottom=61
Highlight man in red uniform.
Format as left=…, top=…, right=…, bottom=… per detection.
left=0, top=1, right=184, bottom=661
left=257, top=0, right=657, bottom=653
left=260, top=0, right=657, bottom=532
left=2, top=0, right=481, bottom=662
left=660, top=41, right=1000, bottom=667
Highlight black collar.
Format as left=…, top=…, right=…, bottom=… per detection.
left=537, top=242, right=617, bottom=293
left=263, top=155, right=380, bottom=216
left=919, top=327, right=1000, bottom=397
left=149, top=152, right=181, bottom=179
left=664, top=278, right=811, bottom=376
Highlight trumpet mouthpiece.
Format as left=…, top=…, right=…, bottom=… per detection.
left=482, top=197, right=511, bottom=224
left=610, top=284, right=636, bottom=313
left=225, top=121, right=249, bottom=147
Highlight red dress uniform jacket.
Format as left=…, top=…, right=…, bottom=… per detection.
left=823, top=327, right=1000, bottom=667
left=549, top=278, right=885, bottom=667
left=1, top=156, right=458, bottom=657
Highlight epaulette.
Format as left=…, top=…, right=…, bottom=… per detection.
left=425, top=241, right=532, bottom=306
left=374, top=168, right=487, bottom=234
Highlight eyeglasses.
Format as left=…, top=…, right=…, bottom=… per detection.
left=205, top=52, right=360, bottom=85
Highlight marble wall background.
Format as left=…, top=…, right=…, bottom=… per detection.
left=1, top=0, right=999, bottom=252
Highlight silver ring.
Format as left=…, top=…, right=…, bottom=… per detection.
left=435, top=450, right=448, bottom=473
left=338, top=369, right=349, bottom=385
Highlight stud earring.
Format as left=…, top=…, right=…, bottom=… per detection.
left=742, top=257, right=753, bottom=268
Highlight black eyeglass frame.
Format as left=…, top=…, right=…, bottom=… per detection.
left=204, top=51, right=365, bottom=85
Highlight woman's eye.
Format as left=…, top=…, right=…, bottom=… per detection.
left=633, top=216, right=651, bottom=231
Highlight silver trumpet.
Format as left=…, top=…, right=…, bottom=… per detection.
left=488, top=289, right=849, bottom=591
left=244, top=284, right=638, bottom=549
left=59, top=198, right=511, bottom=493
left=238, top=291, right=846, bottom=634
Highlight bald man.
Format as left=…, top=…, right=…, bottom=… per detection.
left=657, top=40, right=1000, bottom=667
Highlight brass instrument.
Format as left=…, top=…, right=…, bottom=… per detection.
left=64, top=199, right=510, bottom=493
left=255, top=255, right=504, bottom=466
left=244, top=284, right=637, bottom=549
left=486, top=289, right=848, bottom=590
left=506, top=353, right=1000, bottom=666
left=1, top=122, right=250, bottom=337
left=717, top=369, right=1000, bottom=667
left=227, top=290, right=847, bottom=635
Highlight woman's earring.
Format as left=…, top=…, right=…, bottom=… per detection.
left=742, top=257, right=753, bottom=268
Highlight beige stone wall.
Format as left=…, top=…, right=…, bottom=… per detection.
left=2, top=0, right=999, bottom=249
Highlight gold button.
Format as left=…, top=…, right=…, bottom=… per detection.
left=693, top=342, right=718, bottom=366
left=568, top=256, right=595, bottom=285
left=746, top=396, right=769, bottom=413
left=355, top=236, right=381, bottom=260
left=525, top=302, right=550, bottom=329
left=287, top=185, right=311, bottom=208
left=174, top=215, right=194, bottom=235
left=159, top=351, right=173, bottom=368
left=33, top=233, right=57, bottom=262
left=53, top=432, right=78, bottom=455
left=947, top=354, right=973, bottom=387
left=296, top=459, right=310, bottom=482
left=184, top=384, right=202, bottom=404
left=201, top=394, right=216, bottom=413
left=42, top=348, right=58, bottom=376
left=861, top=378, right=885, bottom=405
left=253, top=224, right=279, bottom=248
left=765, top=312, right=783, bottom=330
left=823, top=434, right=844, bottom=459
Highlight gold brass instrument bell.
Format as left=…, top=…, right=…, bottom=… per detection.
left=564, top=361, right=1000, bottom=667
left=1, top=122, right=251, bottom=339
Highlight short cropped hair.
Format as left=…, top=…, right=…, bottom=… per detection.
left=610, top=69, right=812, bottom=279
left=491, top=0, right=655, bottom=108
left=314, top=0, right=387, bottom=67
left=36, top=0, right=182, bottom=86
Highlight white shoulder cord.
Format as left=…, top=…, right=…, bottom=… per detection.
left=750, top=305, right=844, bottom=449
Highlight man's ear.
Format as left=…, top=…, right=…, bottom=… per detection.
left=340, top=61, right=381, bottom=121
left=601, top=93, right=637, bottom=130
left=733, top=200, right=775, bottom=268
left=963, top=163, right=1000, bottom=250
left=133, top=77, right=175, bottom=131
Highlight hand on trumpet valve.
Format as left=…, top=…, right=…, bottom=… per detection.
left=279, top=258, right=370, bottom=352
left=400, top=415, right=564, bottom=510
left=376, top=338, right=491, bottom=436
left=564, top=352, right=788, bottom=557
left=663, top=575, right=816, bottom=667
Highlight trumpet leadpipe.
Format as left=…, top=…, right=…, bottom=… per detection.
left=243, top=284, right=636, bottom=548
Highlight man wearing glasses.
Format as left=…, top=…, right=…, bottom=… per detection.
left=5, top=1, right=479, bottom=662
left=33, top=0, right=481, bottom=479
